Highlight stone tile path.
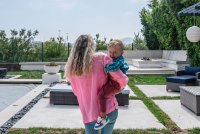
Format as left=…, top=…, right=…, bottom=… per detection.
left=154, top=100, right=200, bottom=129
left=136, top=85, right=180, bottom=97
left=13, top=99, right=164, bottom=129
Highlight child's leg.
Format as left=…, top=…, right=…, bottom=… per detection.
left=101, top=78, right=121, bottom=98
left=95, top=79, right=121, bottom=130
left=98, top=78, right=121, bottom=117
left=98, top=88, right=107, bottom=118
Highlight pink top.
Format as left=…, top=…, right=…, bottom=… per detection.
left=66, top=52, right=128, bottom=123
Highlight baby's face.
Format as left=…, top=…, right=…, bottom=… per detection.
left=108, top=45, right=123, bottom=60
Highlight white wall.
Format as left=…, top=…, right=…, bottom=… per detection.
left=20, top=62, right=66, bottom=71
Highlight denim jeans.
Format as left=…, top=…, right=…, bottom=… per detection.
left=84, top=109, right=118, bottom=134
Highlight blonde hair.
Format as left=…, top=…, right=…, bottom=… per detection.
left=108, top=39, right=124, bottom=51
left=65, top=35, right=96, bottom=76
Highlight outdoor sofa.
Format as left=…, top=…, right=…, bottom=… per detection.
left=50, top=84, right=130, bottom=106
left=129, top=50, right=189, bottom=71
left=166, top=66, right=200, bottom=92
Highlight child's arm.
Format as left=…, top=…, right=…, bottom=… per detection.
left=104, top=60, right=122, bottom=72
left=121, top=62, right=129, bottom=74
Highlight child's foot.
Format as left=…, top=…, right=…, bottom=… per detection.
left=94, top=116, right=110, bottom=130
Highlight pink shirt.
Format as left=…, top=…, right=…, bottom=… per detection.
left=66, top=52, right=128, bottom=123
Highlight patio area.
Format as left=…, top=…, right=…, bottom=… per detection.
left=0, top=74, right=200, bottom=133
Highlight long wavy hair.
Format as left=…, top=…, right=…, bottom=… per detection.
left=65, top=35, right=96, bottom=76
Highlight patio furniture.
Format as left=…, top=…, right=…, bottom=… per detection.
left=50, top=84, right=78, bottom=105
left=50, top=84, right=130, bottom=106
left=132, top=59, right=162, bottom=68
left=180, top=86, right=200, bottom=115
left=0, top=68, right=7, bottom=78
left=178, top=2, right=200, bottom=17
left=131, top=50, right=189, bottom=71
left=166, top=66, right=200, bottom=92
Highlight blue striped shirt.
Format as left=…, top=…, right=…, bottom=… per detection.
left=104, top=55, right=129, bottom=74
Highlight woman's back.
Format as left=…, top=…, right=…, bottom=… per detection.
left=68, top=52, right=128, bottom=123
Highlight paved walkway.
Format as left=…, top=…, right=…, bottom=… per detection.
left=137, top=85, right=200, bottom=129
left=13, top=99, right=165, bottom=129
left=136, top=85, right=180, bottom=97
left=154, top=100, right=200, bottom=129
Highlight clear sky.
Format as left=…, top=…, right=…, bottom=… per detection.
left=0, top=0, right=148, bottom=43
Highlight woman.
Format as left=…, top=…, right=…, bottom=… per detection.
left=65, top=35, right=128, bottom=134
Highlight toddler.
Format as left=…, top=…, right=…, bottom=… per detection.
left=94, top=39, right=129, bottom=130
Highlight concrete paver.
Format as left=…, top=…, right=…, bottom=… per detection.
left=136, top=85, right=180, bottom=97
left=13, top=100, right=165, bottom=129
left=154, top=100, right=200, bottom=129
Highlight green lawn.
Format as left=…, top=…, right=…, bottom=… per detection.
left=7, top=71, right=170, bottom=84
left=7, top=70, right=64, bottom=79
left=128, top=74, right=172, bottom=85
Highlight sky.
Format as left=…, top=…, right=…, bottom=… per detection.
left=0, top=0, right=149, bottom=43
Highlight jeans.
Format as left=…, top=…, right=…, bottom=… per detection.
left=84, top=109, right=118, bottom=134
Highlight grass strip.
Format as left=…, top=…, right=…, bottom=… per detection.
left=128, top=76, right=181, bottom=133
left=129, top=96, right=140, bottom=100
left=188, top=128, right=200, bottom=134
left=8, top=128, right=172, bottom=134
left=7, top=71, right=64, bottom=79
left=151, top=96, right=180, bottom=100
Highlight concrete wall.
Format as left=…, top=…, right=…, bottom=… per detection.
left=20, top=50, right=189, bottom=71
left=100, top=50, right=163, bottom=59
left=162, top=50, right=188, bottom=61
left=0, top=63, right=21, bottom=71
left=20, top=62, right=66, bottom=71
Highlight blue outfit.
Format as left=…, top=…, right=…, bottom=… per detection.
left=104, top=55, right=129, bottom=74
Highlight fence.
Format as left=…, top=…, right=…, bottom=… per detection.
left=0, top=42, right=72, bottom=63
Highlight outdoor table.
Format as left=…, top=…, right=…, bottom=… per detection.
left=180, top=86, right=200, bottom=115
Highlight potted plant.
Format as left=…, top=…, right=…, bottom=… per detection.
left=44, top=62, right=60, bottom=74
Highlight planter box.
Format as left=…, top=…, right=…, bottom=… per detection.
left=44, top=65, right=60, bottom=74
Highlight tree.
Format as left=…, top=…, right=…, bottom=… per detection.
left=44, top=36, right=67, bottom=61
left=95, top=33, right=107, bottom=51
left=0, top=30, right=9, bottom=62
left=140, top=0, right=200, bottom=66
left=132, top=33, right=148, bottom=50
left=9, top=28, right=39, bottom=62
left=140, top=8, right=161, bottom=50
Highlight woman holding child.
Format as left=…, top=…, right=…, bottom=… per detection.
left=65, top=34, right=128, bottom=134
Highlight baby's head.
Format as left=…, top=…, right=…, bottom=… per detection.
left=108, top=39, right=124, bottom=60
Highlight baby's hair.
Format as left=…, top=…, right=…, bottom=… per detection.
left=108, top=39, right=124, bottom=51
